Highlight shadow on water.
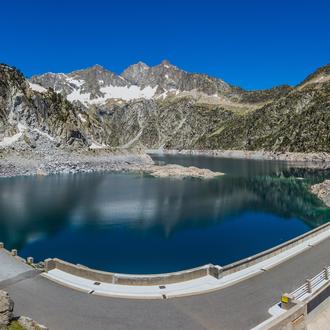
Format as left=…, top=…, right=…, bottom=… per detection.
left=0, top=154, right=330, bottom=273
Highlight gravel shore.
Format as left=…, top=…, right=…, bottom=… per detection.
left=0, top=150, right=224, bottom=179
left=2, top=137, right=330, bottom=179
left=0, top=148, right=154, bottom=178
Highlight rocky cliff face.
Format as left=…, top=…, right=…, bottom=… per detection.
left=197, top=65, right=330, bottom=152
left=0, top=64, right=109, bottom=150
left=98, top=97, right=233, bottom=149
left=121, top=60, right=232, bottom=96
left=2, top=62, right=330, bottom=152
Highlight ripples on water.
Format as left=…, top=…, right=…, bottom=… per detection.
left=0, top=154, right=329, bottom=273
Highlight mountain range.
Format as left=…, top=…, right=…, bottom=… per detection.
left=1, top=60, right=329, bottom=152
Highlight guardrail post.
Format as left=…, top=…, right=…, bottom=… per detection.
left=306, top=279, right=312, bottom=294
left=281, top=293, right=296, bottom=310
left=27, top=257, right=34, bottom=265
left=0, top=242, right=4, bottom=249
left=44, top=258, right=56, bottom=271
left=324, top=267, right=330, bottom=280
left=11, top=249, right=17, bottom=256
left=208, top=265, right=223, bottom=279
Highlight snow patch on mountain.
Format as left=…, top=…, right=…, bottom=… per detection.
left=67, top=90, right=92, bottom=104
left=0, top=122, right=27, bottom=147
left=66, top=77, right=85, bottom=87
left=97, top=85, right=157, bottom=102
left=67, top=85, right=157, bottom=105
left=0, top=131, right=23, bottom=147
left=28, top=82, right=47, bottom=93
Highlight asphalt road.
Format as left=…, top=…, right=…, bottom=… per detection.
left=2, top=238, right=330, bottom=330
left=0, top=250, right=31, bottom=281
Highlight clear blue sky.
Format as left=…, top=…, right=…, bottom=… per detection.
left=1, top=0, right=330, bottom=89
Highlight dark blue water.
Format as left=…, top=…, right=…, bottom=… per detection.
left=0, top=154, right=329, bottom=274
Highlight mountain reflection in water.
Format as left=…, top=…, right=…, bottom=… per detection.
left=0, top=154, right=329, bottom=274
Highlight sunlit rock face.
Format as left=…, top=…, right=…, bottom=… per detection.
left=0, top=64, right=90, bottom=149
left=27, top=60, right=293, bottom=150
left=2, top=61, right=330, bottom=152
left=31, top=61, right=330, bottom=153
left=0, top=64, right=128, bottom=150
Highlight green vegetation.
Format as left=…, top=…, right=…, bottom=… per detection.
left=197, top=79, right=330, bottom=152
left=6, top=321, right=27, bottom=330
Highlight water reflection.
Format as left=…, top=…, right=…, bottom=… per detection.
left=151, top=153, right=291, bottom=177
left=0, top=158, right=329, bottom=273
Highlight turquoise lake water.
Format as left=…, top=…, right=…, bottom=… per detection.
left=0, top=154, right=329, bottom=274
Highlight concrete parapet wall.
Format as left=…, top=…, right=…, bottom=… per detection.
left=45, top=258, right=222, bottom=285
left=46, top=258, right=115, bottom=283
left=222, top=222, right=330, bottom=277
left=115, top=267, right=209, bottom=285
left=263, top=304, right=307, bottom=330
left=306, top=280, right=330, bottom=313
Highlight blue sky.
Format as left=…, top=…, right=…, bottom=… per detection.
left=1, top=0, right=330, bottom=89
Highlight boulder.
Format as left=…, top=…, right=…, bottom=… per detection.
left=0, top=290, right=14, bottom=328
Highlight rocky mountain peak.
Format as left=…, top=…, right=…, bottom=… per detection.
left=0, top=64, right=26, bottom=88
left=68, top=65, right=117, bottom=82
left=30, top=64, right=133, bottom=106
left=299, top=63, right=330, bottom=87
left=161, top=59, right=170, bottom=65
left=136, top=61, right=150, bottom=69
left=158, top=59, right=177, bottom=70
left=120, top=61, right=151, bottom=85
left=90, top=64, right=105, bottom=71
left=28, top=60, right=308, bottom=107
left=29, top=60, right=237, bottom=104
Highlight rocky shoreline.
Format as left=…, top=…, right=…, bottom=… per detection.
left=144, top=164, right=224, bottom=179
left=3, top=142, right=330, bottom=179
left=148, top=149, right=330, bottom=167
left=0, top=149, right=224, bottom=180
left=0, top=148, right=154, bottom=178
left=0, top=146, right=226, bottom=180
left=310, top=180, right=330, bottom=207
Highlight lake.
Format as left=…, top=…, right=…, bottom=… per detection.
left=0, top=154, right=329, bottom=274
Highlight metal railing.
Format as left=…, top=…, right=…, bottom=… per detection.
left=289, top=266, right=330, bottom=302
